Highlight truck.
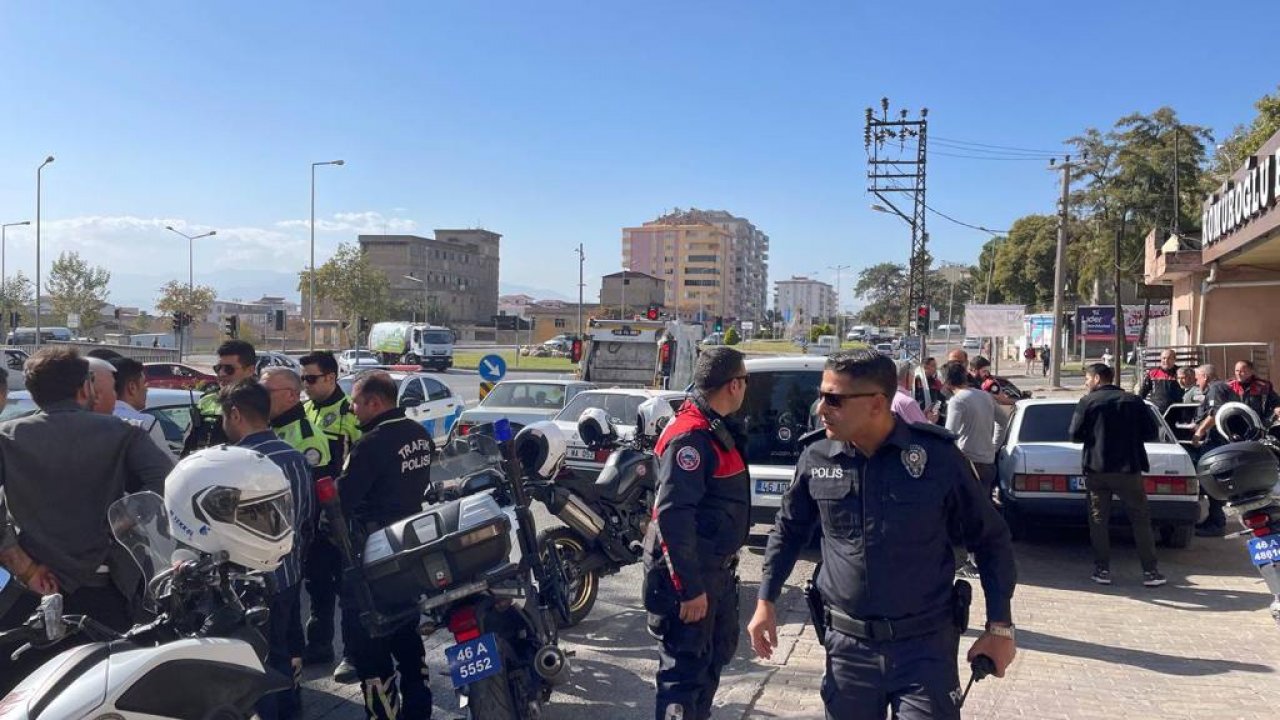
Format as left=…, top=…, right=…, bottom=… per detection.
left=367, top=321, right=455, bottom=371
left=578, top=318, right=703, bottom=390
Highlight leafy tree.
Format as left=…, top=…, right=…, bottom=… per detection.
left=853, top=262, right=907, bottom=326
left=0, top=272, right=34, bottom=322
left=47, top=251, right=111, bottom=329
left=1209, top=85, right=1280, bottom=182
left=724, top=326, right=740, bottom=345
left=808, top=324, right=834, bottom=342
left=298, top=243, right=392, bottom=345
left=155, top=281, right=217, bottom=320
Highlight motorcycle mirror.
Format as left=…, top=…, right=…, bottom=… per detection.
left=245, top=606, right=271, bottom=628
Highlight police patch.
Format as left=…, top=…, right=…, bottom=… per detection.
left=675, top=445, right=701, bottom=472
left=777, top=426, right=793, bottom=443
left=323, top=412, right=337, bottom=427
left=304, top=447, right=323, bottom=466
left=901, top=444, right=927, bottom=478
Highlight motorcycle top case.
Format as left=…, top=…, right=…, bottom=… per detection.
left=361, top=492, right=513, bottom=607
left=1197, top=441, right=1279, bottom=502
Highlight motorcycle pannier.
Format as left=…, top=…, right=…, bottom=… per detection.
left=362, top=493, right=512, bottom=607
left=1197, top=441, right=1279, bottom=503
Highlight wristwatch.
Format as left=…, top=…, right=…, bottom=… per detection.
left=985, top=623, right=1016, bottom=640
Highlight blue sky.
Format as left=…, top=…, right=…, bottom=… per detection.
left=0, top=1, right=1274, bottom=312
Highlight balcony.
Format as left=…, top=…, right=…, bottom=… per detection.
left=1144, top=228, right=1203, bottom=284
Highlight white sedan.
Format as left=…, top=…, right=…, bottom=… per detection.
left=553, top=388, right=687, bottom=480
left=338, top=349, right=381, bottom=375
left=339, top=371, right=464, bottom=441
left=997, top=398, right=1200, bottom=548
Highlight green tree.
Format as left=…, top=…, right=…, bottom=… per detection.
left=0, top=271, right=34, bottom=322
left=853, top=262, right=907, bottom=326
left=723, top=326, right=740, bottom=345
left=298, top=243, right=392, bottom=345
left=1209, top=85, right=1280, bottom=182
left=990, top=215, right=1060, bottom=309
left=808, top=324, right=834, bottom=342
left=155, top=281, right=217, bottom=320
left=47, top=251, right=111, bottom=330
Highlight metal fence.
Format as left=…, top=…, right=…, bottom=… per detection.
left=1137, top=342, right=1274, bottom=384
left=10, top=342, right=181, bottom=363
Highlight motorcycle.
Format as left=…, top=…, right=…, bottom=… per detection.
left=321, top=419, right=573, bottom=720
left=528, top=406, right=665, bottom=627
left=1196, top=401, right=1280, bottom=626
left=0, top=491, right=289, bottom=719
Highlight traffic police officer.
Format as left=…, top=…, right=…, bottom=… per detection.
left=261, top=367, right=332, bottom=477
left=1140, top=349, right=1184, bottom=412
left=642, top=346, right=751, bottom=720
left=184, top=339, right=258, bottom=455
left=748, top=350, right=1018, bottom=720
left=341, top=371, right=434, bottom=720
left=298, top=351, right=363, bottom=679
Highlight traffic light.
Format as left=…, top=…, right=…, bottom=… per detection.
left=916, top=305, right=930, bottom=333
left=358, top=317, right=370, bottom=334
left=714, top=316, right=723, bottom=333
left=224, top=314, right=239, bottom=338
left=646, top=304, right=659, bottom=321
left=8, top=311, right=19, bottom=329
left=172, top=312, right=183, bottom=332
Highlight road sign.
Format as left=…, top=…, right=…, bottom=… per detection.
left=741, top=321, right=754, bottom=331
left=66, top=312, right=79, bottom=329
left=478, top=354, right=507, bottom=383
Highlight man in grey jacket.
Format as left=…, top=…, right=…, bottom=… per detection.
left=0, top=347, right=173, bottom=693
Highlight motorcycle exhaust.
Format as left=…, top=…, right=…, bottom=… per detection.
left=533, top=644, right=570, bottom=684
left=556, top=492, right=606, bottom=540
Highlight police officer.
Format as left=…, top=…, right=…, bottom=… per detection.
left=298, top=351, right=363, bottom=679
left=1140, top=349, right=1184, bottom=413
left=1228, top=360, right=1280, bottom=421
left=748, top=350, right=1017, bottom=720
left=184, top=339, right=258, bottom=455
left=642, top=346, right=750, bottom=720
left=341, top=371, right=433, bottom=719
left=260, top=367, right=332, bottom=477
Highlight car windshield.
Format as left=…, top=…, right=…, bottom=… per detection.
left=555, top=392, right=647, bottom=426
left=732, top=369, right=822, bottom=466
left=1017, top=403, right=1165, bottom=444
left=483, top=382, right=567, bottom=409
left=422, top=331, right=453, bottom=345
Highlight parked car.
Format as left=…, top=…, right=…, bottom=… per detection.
left=451, top=379, right=594, bottom=439
left=337, top=371, right=464, bottom=441
left=143, top=362, right=218, bottom=391
left=542, top=334, right=574, bottom=354
left=552, top=388, right=687, bottom=480
left=337, top=349, right=381, bottom=375
left=1, top=347, right=28, bottom=390
left=962, top=337, right=982, bottom=350
left=256, top=351, right=301, bottom=375
left=2, top=388, right=200, bottom=455
left=701, top=332, right=725, bottom=346
left=996, top=398, right=1199, bottom=547
left=874, top=342, right=894, bottom=357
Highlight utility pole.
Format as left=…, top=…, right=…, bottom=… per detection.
left=829, top=264, right=850, bottom=344
left=1113, top=210, right=1128, bottom=369
left=575, top=243, right=585, bottom=336
left=1049, top=156, right=1074, bottom=388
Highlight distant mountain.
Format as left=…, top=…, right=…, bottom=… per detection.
left=499, top=283, right=574, bottom=302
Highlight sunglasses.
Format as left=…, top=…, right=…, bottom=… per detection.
left=301, top=374, right=329, bottom=385
left=819, top=391, right=882, bottom=408
left=213, top=364, right=244, bottom=376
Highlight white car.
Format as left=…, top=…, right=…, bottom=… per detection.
left=997, top=398, right=1199, bottom=547
left=257, top=351, right=301, bottom=375
left=338, top=371, right=464, bottom=441
left=962, top=337, right=982, bottom=350
left=2, top=388, right=201, bottom=456
left=553, top=388, right=688, bottom=480
left=874, top=342, right=894, bottom=357
left=338, top=349, right=381, bottom=375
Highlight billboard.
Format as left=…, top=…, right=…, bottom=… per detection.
left=1075, top=305, right=1171, bottom=341
left=964, top=304, right=1027, bottom=337
left=1025, top=314, right=1055, bottom=348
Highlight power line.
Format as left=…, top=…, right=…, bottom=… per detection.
left=932, top=135, right=1062, bottom=155
left=924, top=203, right=1008, bottom=235
left=932, top=140, right=1056, bottom=158
left=932, top=150, right=1054, bottom=161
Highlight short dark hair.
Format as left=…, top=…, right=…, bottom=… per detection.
left=970, top=356, right=991, bottom=372
left=354, top=370, right=399, bottom=405
left=25, top=347, right=89, bottom=407
left=693, top=347, right=746, bottom=393
left=86, top=348, right=124, bottom=361
left=218, top=379, right=271, bottom=424
left=111, top=357, right=145, bottom=395
left=216, top=340, right=257, bottom=369
left=299, top=351, right=339, bottom=376
left=942, top=360, right=969, bottom=388
left=825, top=349, right=896, bottom=398
left=924, top=356, right=936, bottom=365
left=1086, top=362, right=1114, bottom=384
left=0, top=366, right=10, bottom=388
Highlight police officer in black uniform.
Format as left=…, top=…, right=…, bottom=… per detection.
left=748, top=350, right=1018, bottom=720
left=1140, top=349, right=1184, bottom=413
left=340, top=371, right=434, bottom=719
left=642, top=346, right=751, bottom=720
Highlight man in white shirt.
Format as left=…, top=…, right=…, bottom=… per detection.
left=110, top=357, right=177, bottom=462
left=891, top=360, right=929, bottom=424
left=942, top=360, right=999, bottom=579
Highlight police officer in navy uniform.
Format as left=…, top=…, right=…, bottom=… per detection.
left=748, top=350, right=1017, bottom=720
left=642, top=346, right=751, bottom=720
left=1140, top=349, right=1184, bottom=413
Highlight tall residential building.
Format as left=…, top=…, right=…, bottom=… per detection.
left=622, top=208, right=769, bottom=323
left=359, top=229, right=501, bottom=325
left=773, top=276, right=836, bottom=324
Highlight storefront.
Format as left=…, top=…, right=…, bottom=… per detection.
left=1144, top=127, right=1280, bottom=371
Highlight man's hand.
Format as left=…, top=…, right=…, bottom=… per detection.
left=967, top=628, right=1017, bottom=678
left=679, top=592, right=708, bottom=624
left=746, top=600, right=778, bottom=660
left=0, top=545, right=59, bottom=595
left=25, top=565, right=59, bottom=596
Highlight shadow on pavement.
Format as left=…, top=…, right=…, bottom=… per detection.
left=1017, top=628, right=1274, bottom=676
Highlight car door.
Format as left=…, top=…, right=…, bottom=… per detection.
left=420, top=377, right=462, bottom=439
left=397, top=376, right=443, bottom=439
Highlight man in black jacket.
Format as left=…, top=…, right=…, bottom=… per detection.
left=1069, top=363, right=1165, bottom=587
left=1140, top=349, right=1184, bottom=413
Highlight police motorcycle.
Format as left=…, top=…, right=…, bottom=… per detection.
left=528, top=397, right=675, bottom=627
left=0, top=446, right=296, bottom=719
left=318, top=418, right=573, bottom=720
left=1196, top=401, right=1280, bottom=627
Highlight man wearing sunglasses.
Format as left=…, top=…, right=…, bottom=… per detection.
left=642, top=346, right=751, bottom=720
left=183, top=339, right=258, bottom=456
left=260, top=367, right=332, bottom=477
left=749, top=350, right=1017, bottom=720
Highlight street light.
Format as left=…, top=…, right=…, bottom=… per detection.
left=403, top=274, right=426, bottom=323
left=828, top=264, right=850, bottom=344
left=310, top=159, right=345, bottom=351
left=2, top=221, right=30, bottom=337
left=36, top=156, right=53, bottom=346
left=165, top=225, right=217, bottom=358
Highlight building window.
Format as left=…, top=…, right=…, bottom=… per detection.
left=554, top=318, right=566, bottom=328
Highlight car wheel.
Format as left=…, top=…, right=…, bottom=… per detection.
left=1161, top=524, right=1193, bottom=549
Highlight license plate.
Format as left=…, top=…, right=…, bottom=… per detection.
left=566, top=447, right=595, bottom=460
left=445, top=633, right=502, bottom=688
left=755, top=480, right=788, bottom=495
left=1068, top=476, right=1087, bottom=492
left=1248, top=536, right=1280, bottom=567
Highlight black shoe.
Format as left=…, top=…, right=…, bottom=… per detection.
left=1143, top=571, right=1167, bottom=587
left=301, top=645, right=334, bottom=666
left=1195, top=524, right=1226, bottom=538
left=1091, top=567, right=1112, bottom=585
left=333, top=658, right=359, bottom=685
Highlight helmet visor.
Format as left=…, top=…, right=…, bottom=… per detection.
left=236, top=490, right=294, bottom=541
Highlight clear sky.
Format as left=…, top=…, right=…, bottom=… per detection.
left=0, top=1, right=1274, bottom=312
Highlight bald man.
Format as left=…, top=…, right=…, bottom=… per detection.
left=86, top=357, right=118, bottom=415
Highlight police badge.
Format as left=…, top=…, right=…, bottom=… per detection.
left=304, top=447, right=323, bottom=467
left=323, top=411, right=338, bottom=428
left=901, top=444, right=927, bottom=478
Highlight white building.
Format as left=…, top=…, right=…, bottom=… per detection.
left=773, top=276, right=835, bottom=324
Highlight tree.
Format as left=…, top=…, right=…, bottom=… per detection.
left=723, top=326, right=740, bottom=345
left=298, top=243, right=392, bottom=345
left=0, top=272, right=34, bottom=321
left=1209, top=85, right=1280, bottom=182
left=47, top=251, right=111, bottom=329
left=853, top=262, right=907, bottom=326
left=155, top=281, right=217, bottom=320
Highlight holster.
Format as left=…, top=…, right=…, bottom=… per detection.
left=804, top=563, right=826, bottom=641
left=952, top=579, right=972, bottom=634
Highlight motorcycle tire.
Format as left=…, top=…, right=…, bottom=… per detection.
left=538, top=526, right=598, bottom=628
left=463, top=636, right=521, bottom=720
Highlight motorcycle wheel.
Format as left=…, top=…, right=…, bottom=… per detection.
left=463, top=636, right=521, bottom=720
left=538, top=526, right=598, bottom=628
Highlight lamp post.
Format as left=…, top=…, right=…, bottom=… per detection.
left=310, top=159, right=345, bottom=351
left=36, top=156, right=53, bottom=346
left=2, top=221, right=30, bottom=337
left=165, top=226, right=217, bottom=358
left=403, top=274, right=427, bottom=323
left=828, top=264, right=850, bottom=346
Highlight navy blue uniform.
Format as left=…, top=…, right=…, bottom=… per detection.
left=759, top=420, right=1017, bottom=720
left=642, top=401, right=751, bottom=720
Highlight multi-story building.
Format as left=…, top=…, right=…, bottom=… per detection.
left=773, top=276, right=836, bottom=324
left=599, top=270, right=665, bottom=314
left=622, top=208, right=769, bottom=324
left=359, top=229, right=501, bottom=325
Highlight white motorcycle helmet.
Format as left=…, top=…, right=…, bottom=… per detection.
left=514, top=421, right=568, bottom=480
left=577, top=407, right=617, bottom=450
left=166, top=445, right=295, bottom=573
left=637, top=396, right=678, bottom=439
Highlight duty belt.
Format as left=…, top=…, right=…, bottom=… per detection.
left=824, top=604, right=951, bottom=643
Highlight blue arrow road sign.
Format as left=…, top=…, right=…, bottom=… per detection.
left=478, top=354, right=507, bottom=383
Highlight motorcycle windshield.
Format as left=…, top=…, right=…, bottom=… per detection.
left=108, top=491, right=180, bottom=594
left=433, top=433, right=505, bottom=485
